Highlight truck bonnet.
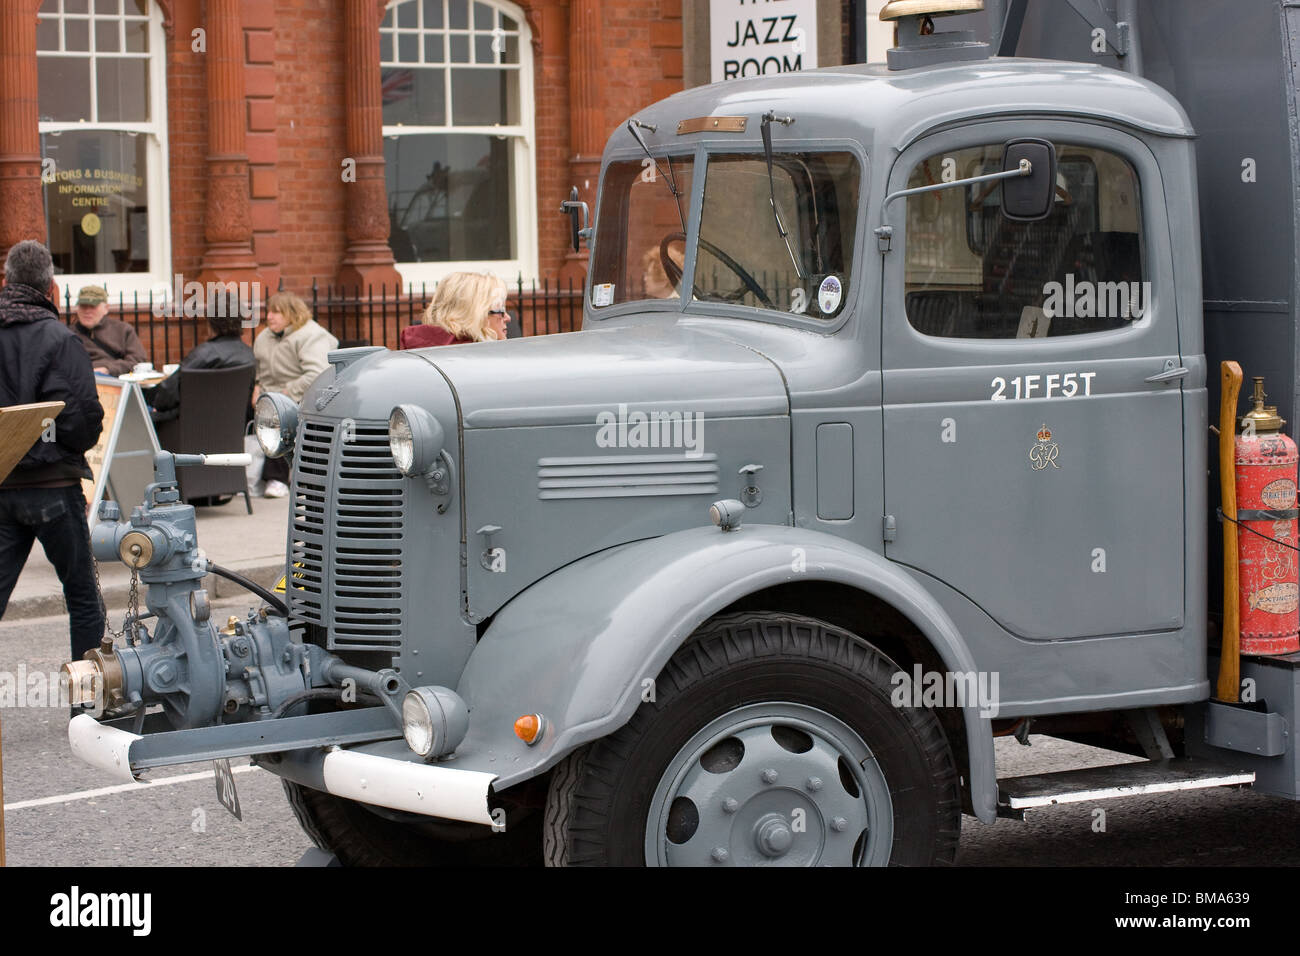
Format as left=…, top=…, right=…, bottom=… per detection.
left=296, top=321, right=793, bottom=641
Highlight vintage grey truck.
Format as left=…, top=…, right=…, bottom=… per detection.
left=64, top=0, right=1300, bottom=865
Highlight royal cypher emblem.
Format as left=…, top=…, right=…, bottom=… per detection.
left=1029, top=423, right=1060, bottom=471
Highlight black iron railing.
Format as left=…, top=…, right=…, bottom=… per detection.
left=59, top=275, right=585, bottom=365
left=309, top=275, right=584, bottom=349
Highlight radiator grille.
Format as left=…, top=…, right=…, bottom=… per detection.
left=289, top=417, right=405, bottom=652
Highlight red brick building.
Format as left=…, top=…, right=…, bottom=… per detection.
left=0, top=0, right=877, bottom=347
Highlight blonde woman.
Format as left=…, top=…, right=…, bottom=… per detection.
left=399, top=272, right=510, bottom=349
left=253, top=291, right=339, bottom=497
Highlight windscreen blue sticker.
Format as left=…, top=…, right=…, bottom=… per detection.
left=817, top=275, right=842, bottom=314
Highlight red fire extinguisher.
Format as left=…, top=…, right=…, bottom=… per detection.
left=1234, top=376, right=1300, bottom=655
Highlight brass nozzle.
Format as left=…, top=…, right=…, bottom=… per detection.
left=118, top=530, right=154, bottom=568
left=61, top=660, right=102, bottom=707
left=1241, top=376, right=1285, bottom=433
left=61, top=644, right=126, bottom=713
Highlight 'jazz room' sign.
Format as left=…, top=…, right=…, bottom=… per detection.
left=711, top=0, right=818, bottom=83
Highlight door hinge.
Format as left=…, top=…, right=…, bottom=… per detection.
left=874, top=225, right=893, bottom=253
left=882, top=514, right=897, bottom=542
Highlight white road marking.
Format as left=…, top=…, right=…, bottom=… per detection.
left=4, top=763, right=262, bottom=811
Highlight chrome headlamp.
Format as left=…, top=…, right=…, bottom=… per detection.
left=254, top=392, right=299, bottom=459
left=388, top=404, right=445, bottom=477
left=402, top=685, right=469, bottom=760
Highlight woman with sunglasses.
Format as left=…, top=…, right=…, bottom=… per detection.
left=399, top=272, right=510, bottom=349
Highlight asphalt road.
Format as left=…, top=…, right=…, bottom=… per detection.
left=3, top=609, right=1298, bottom=867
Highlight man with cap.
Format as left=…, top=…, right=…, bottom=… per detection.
left=72, top=284, right=148, bottom=376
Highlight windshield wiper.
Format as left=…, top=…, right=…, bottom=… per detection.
left=627, top=118, right=686, bottom=233
left=761, top=111, right=804, bottom=280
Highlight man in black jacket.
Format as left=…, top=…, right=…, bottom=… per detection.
left=147, top=312, right=255, bottom=425
left=0, top=240, right=106, bottom=658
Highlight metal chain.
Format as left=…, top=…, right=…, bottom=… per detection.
left=122, top=565, right=141, bottom=644
left=87, top=523, right=140, bottom=644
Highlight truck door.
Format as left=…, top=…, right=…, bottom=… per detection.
left=881, top=124, right=1185, bottom=640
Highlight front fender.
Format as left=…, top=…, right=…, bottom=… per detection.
left=454, top=523, right=998, bottom=823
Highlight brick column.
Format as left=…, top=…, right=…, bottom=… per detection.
left=243, top=3, right=280, bottom=292
left=336, top=0, right=400, bottom=292
left=649, top=5, right=684, bottom=102
left=198, top=0, right=259, bottom=282
left=561, top=0, right=604, bottom=280
left=0, top=0, right=46, bottom=256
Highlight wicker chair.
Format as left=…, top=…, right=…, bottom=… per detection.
left=153, top=364, right=256, bottom=513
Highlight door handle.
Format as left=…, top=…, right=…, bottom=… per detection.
left=1145, top=364, right=1189, bottom=384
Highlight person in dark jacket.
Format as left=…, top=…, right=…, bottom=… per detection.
left=399, top=272, right=510, bottom=349
left=72, top=284, right=149, bottom=376
left=0, top=241, right=106, bottom=658
left=146, top=313, right=255, bottom=425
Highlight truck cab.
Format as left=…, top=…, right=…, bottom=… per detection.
left=65, top=1, right=1300, bottom=867
left=590, top=54, right=1204, bottom=698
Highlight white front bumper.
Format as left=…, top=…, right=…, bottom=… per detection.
left=68, top=715, right=499, bottom=826
left=321, top=748, right=497, bottom=825
left=69, top=714, right=140, bottom=783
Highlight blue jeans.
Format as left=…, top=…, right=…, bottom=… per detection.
left=0, top=485, right=105, bottom=658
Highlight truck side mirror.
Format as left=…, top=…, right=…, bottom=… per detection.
left=560, top=186, right=592, bottom=252
left=1001, top=139, right=1057, bottom=221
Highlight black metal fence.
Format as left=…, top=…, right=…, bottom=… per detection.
left=59, top=275, right=585, bottom=366
left=309, top=275, right=584, bottom=349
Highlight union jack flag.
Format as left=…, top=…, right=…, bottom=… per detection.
left=382, top=69, right=415, bottom=106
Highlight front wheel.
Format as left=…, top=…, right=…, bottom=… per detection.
left=282, top=779, right=542, bottom=866
left=543, top=612, right=961, bottom=866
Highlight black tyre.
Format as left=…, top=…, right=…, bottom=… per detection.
left=543, top=611, right=961, bottom=866
left=282, top=778, right=542, bottom=867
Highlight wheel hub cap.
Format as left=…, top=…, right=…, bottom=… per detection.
left=646, top=703, right=894, bottom=866
left=753, top=813, right=794, bottom=857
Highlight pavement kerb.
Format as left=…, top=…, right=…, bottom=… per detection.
left=5, top=560, right=287, bottom=621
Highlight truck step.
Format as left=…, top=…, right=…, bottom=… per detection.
left=997, top=758, right=1255, bottom=819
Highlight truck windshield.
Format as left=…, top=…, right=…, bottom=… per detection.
left=694, top=151, right=860, bottom=319
left=589, top=150, right=860, bottom=319
left=589, top=156, right=696, bottom=308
